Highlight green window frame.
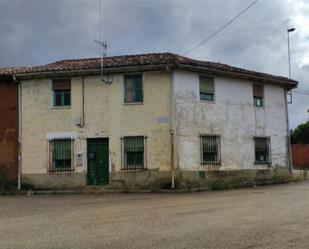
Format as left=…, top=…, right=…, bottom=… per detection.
left=124, top=74, right=143, bottom=103
left=50, top=139, right=73, bottom=172
left=122, top=136, right=146, bottom=170
left=52, top=79, right=71, bottom=107
left=253, top=84, right=264, bottom=108
left=53, top=90, right=71, bottom=107
left=254, top=96, right=263, bottom=107
left=254, top=137, right=271, bottom=164
left=200, top=76, right=214, bottom=102
left=201, top=135, right=221, bottom=165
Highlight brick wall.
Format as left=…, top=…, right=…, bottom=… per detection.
left=0, top=80, right=18, bottom=182
left=292, top=144, right=309, bottom=169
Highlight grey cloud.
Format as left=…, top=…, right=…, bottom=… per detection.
left=0, top=0, right=308, bottom=128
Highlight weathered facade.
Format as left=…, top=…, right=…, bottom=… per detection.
left=1, top=53, right=298, bottom=189
left=174, top=70, right=289, bottom=170
left=0, top=75, right=19, bottom=183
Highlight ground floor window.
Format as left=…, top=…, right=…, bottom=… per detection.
left=200, top=135, right=221, bottom=165
left=254, top=137, right=271, bottom=164
left=49, top=139, right=74, bottom=172
left=122, top=136, right=146, bottom=170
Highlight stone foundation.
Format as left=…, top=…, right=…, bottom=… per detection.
left=21, top=168, right=308, bottom=190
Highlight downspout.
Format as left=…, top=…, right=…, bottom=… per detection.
left=284, top=88, right=293, bottom=173
left=81, top=76, right=85, bottom=127
left=13, top=74, right=22, bottom=190
left=166, top=65, right=175, bottom=188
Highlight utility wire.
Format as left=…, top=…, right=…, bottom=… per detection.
left=184, top=0, right=259, bottom=56
left=292, top=90, right=309, bottom=96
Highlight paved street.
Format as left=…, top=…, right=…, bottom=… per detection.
left=1, top=182, right=309, bottom=249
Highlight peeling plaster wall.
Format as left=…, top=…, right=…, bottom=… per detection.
left=174, top=70, right=288, bottom=170
left=21, top=71, right=172, bottom=177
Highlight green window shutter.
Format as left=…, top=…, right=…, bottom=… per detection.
left=124, top=136, right=144, bottom=152
left=124, top=75, right=143, bottom=103
left=53, top=140, right=72, bottom=160
left=201, top=135, right=221, bottom=164
left=123, top=136, right=145, bottom=169
left=200, top=76, right=214, bottom=94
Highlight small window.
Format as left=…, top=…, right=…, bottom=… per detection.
left=200, top=135, right=221, bottom=165
left=50, top=139, right=73, bottom=172
left=200, top=76, right=214, bottom=102
left=253, top=84, right=264, bottom=107
left=254, top=137, right=271, bottom=164
left=52, top=79, right=71, bottom=107
left=122, top=136, right=146, bottom=170
left=124, top=74, right=143, bottom=103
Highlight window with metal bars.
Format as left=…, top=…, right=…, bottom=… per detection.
left=253, top=84, right=264, bottom=108
left=200, top=135, right=221, bottom=165
left=199, top=76, right=215, bottom=102
left=52, top=79, right=71, bottom=107
left=124, top=74, right=143, bottom=103
left=254, top=137, right=271, bottom=164
left=122, top=136, right=146, bottom=170
left=49, top=139, right=74, bottom=172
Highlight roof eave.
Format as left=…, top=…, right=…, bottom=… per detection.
left=175, top=63, right=298, bottom=89
left=14, top=64, right=170, bottom=80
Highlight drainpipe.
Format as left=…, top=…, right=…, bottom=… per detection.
left=284, top=88, right=293, bottom=173
left=166, top=65, right=175, bottom=188
left=13, top=74, right=22, bottom=190
left=81, top=76, right=85, bottom=128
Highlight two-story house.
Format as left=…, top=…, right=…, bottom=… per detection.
left=5, top=53, right=298, bottom=189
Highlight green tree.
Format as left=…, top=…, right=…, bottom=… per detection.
left=290, top=121, right=309, bottom=144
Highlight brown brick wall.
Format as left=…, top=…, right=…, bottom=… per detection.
left=0, top=81, right=19, bottom=182
left=292, top=144, right=309, bottom=169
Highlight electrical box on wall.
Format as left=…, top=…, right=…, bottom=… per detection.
left=76, top=152, right=83, bottom=166
left=75, top=116, right=83, bottom=127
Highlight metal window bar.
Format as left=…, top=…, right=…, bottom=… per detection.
left=121, top=136, right=146, bottom=171
left=200, top=135, right=221, bottom=165
left=49, top=139, right=74, bottom=172
left=254, top=137, right=271, bottom=165
left=267, top=137, right=272, bottom=165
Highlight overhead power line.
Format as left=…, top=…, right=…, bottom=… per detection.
left=183, top=0, right=259, bottom=56
left=292, top=90, right=309, bottom=96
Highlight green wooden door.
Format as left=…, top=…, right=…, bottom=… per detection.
left=87, top=138, right=109, bottom=185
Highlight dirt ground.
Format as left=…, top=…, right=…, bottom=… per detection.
left=1, top=182, right=309, bottom=249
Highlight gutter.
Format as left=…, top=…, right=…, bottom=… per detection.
left=12, top=74, right=22, bottom=190
left=176, top=63, right=298, bottom=89
left=14, top=62, right=298, bottom=90
left=14, top=65, right=168, bottom=80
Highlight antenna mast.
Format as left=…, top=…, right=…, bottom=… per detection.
left=95, top=0, right=112, bottom=84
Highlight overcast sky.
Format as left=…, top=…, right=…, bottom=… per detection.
left=0, top=0, right=308, bottom=128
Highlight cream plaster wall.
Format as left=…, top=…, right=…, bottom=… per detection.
left=21, top=71, right=172, bottom=174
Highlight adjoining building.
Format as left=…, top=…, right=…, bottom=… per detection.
left=0, top=69, right=20, bottom=185
left=1, top=53, right=298, bottom=189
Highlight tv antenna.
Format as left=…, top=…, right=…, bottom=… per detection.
left=95, top=0, right=113, bottom=84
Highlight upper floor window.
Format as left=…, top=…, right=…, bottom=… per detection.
left=253, top=84, right=264, bottom=107
left=124, top=74, right=143, bottom=103
left=200, top=135, right=221, bottom=165
left=254, top=137, right=271, bottom=164
left=199, top=76, right=214, bottom=102
left=49, top=139, right=74, bottom=172
left=52, top=79, right=71, bottom=107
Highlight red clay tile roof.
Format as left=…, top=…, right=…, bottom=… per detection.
left=0, top=52, right=297, bottom=87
